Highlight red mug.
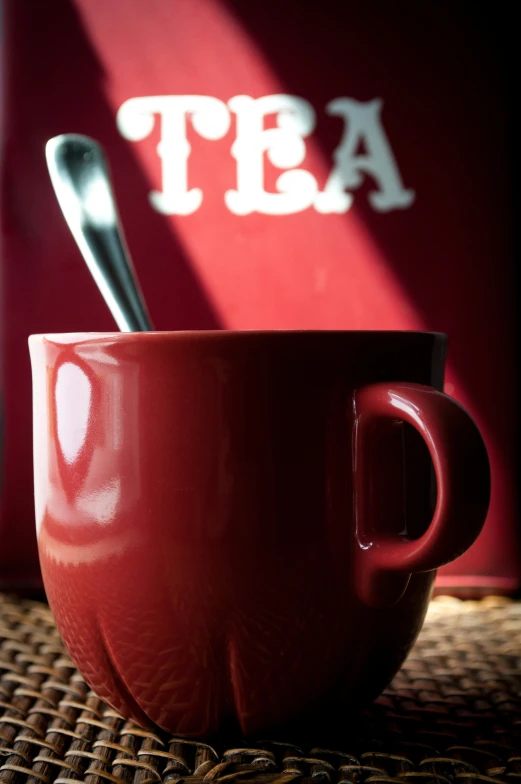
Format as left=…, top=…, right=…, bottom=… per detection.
left=29, top=330, right=490, bottom=736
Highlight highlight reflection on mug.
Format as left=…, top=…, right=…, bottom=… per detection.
left=49, top=352, right=141, bottom=531
left=55, top=361, right=92, bottom=464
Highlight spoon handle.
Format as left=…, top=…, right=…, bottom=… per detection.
left=46, top=134, right=154, bottom=332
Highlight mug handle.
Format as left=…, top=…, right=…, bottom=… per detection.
left=352, top=382, right=491, bottom=607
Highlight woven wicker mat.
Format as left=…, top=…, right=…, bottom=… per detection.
left=1, top=594, right=521, bottom=784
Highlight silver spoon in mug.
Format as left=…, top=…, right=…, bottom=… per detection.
left=46, top=134, right=154, bottom=332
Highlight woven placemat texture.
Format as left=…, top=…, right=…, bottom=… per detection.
left=1, top=594, right=520, bottom=784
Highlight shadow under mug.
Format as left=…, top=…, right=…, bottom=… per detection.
left=29, top=330, right=490, bottom=736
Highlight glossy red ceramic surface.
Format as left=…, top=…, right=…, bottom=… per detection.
left=29, top=331, right=490, bottom=736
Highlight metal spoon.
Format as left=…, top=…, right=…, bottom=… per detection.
left=46, top=133, right=154, bottom=332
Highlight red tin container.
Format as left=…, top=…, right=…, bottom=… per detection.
left=1, top=0, right=518, bottom=594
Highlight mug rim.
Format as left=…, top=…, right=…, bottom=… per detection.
left=29, top=330, right=447, bottom=345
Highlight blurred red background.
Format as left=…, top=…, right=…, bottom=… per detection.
left=0, top=0, right=518, bottom=594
